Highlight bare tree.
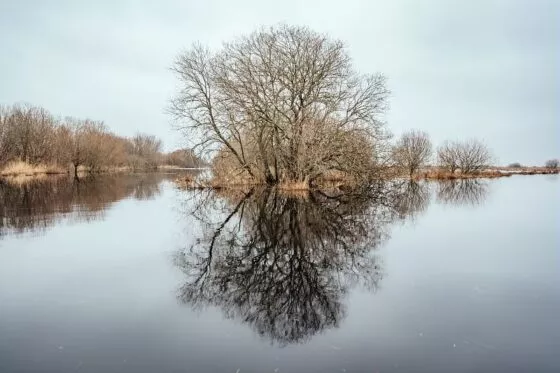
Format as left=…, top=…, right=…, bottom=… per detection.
left=65, top=118, right=112, bottom=177
left=545, top=159, right=559, bottom=170
left=437, top=141, right=460, bottom=173
left=436, top=179, right=488, bottom=206
left=0, top=105, right=9, bottom=166
left=170, top=25, right=390, bottom=186
left=130, top=133, right=163, bottom=169
left=165, top=148, right=205, bottom=168
left=0, top=103, right=57, bottom=164
left=0, top=101, right=204, bottom=175
left=457, top=139, right=493, bottom=174
left=393, top=130, right=432, bottom=177
left=437, top=139, right=492, bottom=174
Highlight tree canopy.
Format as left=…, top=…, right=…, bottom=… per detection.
left=170, top=25, right=390, bottom=186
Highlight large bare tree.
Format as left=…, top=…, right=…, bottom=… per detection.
left=170, top=25, right=390, bottom=186
left=393, top=130, right=432, bottom=177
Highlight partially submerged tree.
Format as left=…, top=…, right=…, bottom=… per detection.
left=393, top=130, right=432, bottom=177
left=545, top=159, right=559, bottom=170
left=170, top=25, right=390, bottom=187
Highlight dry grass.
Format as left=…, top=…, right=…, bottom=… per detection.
left=0, top=161, right=67, bottom=177
left=415, top=167, right=559, bottom=180
left=159, top=165, right=208, bottom=170
left=175, top=174, right=205, bottom=189
left=415, top=169, right=511, bottom=180
left=174, top=165, right=559, bottom=192
left=1, top=173, right=69, bottom=186
left=278, top=180, right=310, bottom=191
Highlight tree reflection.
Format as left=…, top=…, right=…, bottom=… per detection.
left=436, top=179, right=488, bottom=206
left=175, top=181, right=427, bottom=345
left=0, top=173, right=178, bottom=237
left=391, top=180, right=430, bottom=220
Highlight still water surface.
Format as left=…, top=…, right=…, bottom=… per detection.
left=0, top=173, right=558, bottom=372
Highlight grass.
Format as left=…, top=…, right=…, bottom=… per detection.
left=415, top=169, right=510, bottom=180
left=415, top=167, right=559, bottom=180
left=174, top=166, right=560, bottom=191
left=0, top=161, right=67, bottom=177
left=278, top=180, right=310, bottom=191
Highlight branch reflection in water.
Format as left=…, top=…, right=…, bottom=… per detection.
left=0, top=173, right=179, bottom=238
left=436, top=179, right=489, bottom=206
left=175, top=180, right=434, bottom=345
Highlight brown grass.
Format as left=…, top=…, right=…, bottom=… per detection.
left=415, top=167, right=558, bottom=180
left=278, top=180, right=310, bottom=191
left=174, top=165, right=559, bottom=191
left=0, top=161, right=67, bottom=177
left=1, top=173, right=69, bottom=186
left=415, top=169, right=511, bottom=180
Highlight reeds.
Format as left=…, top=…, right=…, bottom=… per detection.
left=0, top=161, right=67, bottom=177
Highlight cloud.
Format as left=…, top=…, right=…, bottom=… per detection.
left=0, top=0, right=557, bottom=163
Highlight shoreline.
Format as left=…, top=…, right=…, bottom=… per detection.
left=174, top=168, right=559, bottom=191
left=0, top=163, right=206, bottom=179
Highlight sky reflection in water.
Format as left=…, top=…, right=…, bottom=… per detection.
left=0, top=174, right=558, bottom=373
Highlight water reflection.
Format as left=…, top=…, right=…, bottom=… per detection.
left=391, top=180, right=430, bottom=220
left=436, top=179, right=489, bottom=206
left=175, top=181, right=431, bottom=345
left=0, top=173, right=179, bottom=238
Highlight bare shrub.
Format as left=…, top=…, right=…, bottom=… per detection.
left=437, top=139, right=492, bottom=175
left=457, top=139, right=493, bottom=174
left=437, top=141, right=460, bottom=173
left=0, top=102, right=209, bottom=178
left=545, top=159, right=559, bottom=169
left=393, top=130, right=432, bottom=177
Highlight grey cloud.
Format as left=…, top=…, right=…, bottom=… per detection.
left=0, top=0, right=557, bottom=163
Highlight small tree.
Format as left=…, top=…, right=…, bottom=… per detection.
left=437, top=141, right=460, bottom=173
left=66, top=118, right=109, bottom=177
left=393, top=130, right=432, bottom=177
left=438, top=139, right=492, bottom=174
left=508, top=162, right=522, bottom=168
left=457, top=139, right=492, bottom=174
left=545, top=159, right=559, bottom=170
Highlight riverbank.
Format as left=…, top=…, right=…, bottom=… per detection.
left=175, top=167, right=559, bottom=191
left=0, top=161, right=201, bottom=179
left=415, top=168, right=558, bottom=180
left=0, top=161, right=67, bottom=177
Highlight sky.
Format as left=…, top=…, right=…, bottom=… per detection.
left=0, top=0, right=558, bottom=164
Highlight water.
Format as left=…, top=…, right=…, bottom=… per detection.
left=0, top=174, right=558, bottom=372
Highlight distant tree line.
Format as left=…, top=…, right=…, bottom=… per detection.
left=392, top=129, right=558, bottom=177
left=0, top=103, right=205, bottom=177
left=391, top=130, right=493, bottom=176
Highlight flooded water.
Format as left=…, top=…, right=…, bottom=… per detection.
left=0, top=174, right=558, bottom=372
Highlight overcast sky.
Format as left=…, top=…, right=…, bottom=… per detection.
left=0, top=0, right=558, bottom=164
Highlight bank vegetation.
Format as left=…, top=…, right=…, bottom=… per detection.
left=0, top=103, right=205, bottom=178
left=170, top=26, right=557, bottom=191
